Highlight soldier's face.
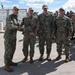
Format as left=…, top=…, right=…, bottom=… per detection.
left=43, top=8, right=48, bottom=12
left=59, top=10, right=64, bottom=15
left=28, top=10, right=34, bottom=16
left=13, top=9, right=19, bottom=15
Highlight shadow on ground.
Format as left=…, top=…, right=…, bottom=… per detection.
left=0, top=40, right=75, bottom=75
left=0, top=59, right=65, bottom=75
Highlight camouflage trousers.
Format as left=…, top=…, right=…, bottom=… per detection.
left=38, top=34, right=52, bottom=56
left=56, top=35, right=70, bottom=57
left=22, top=34, right=36, bottom=58
left=72, top=27, right=75, bottom=38
left=4, top=39, right=16, bottom=65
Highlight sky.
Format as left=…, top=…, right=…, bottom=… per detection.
left=0, top=0, right=75, bottom=14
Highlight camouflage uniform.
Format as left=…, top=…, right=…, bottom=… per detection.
left=54, top=16, right=71, bottom=57
left=38, top=12, right=54, bottom=56
left=71, top=18, right=75, bottom=38
left=4, top=14, right=19, bottom=65
left=21, top=16, right=38, bottom=58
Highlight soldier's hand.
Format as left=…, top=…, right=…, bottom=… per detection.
left=24, top=28, right=27, bottom=32
left=52, top=33, right=56, bottom=40
left=29, top=32, right=35, bottom=36
left=68, top=36, right=71, bottom=40
left=18, top=27, right=21, bottom=31
left=18, top=26, right=23, bottom=31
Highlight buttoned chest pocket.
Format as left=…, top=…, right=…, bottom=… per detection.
left=56, top=19, right=67, bottom=28
left=62, top=20, right=67, bottom=27
left=23, top=19, right=29, bottom=26
left=31, top=20, right=35, bottom=25
left=56, top=20, right=61, bottom=27
left=45, top=16, right=51, bottom=25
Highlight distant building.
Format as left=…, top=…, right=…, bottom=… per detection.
left=0, top=9, right=27, bottom=27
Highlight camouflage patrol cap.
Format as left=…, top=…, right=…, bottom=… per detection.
left=59, top=8, right=64, bottom=11
left=42, top=5, right=48, bottom=9
left=29, top=8, right=34, bottom=11
left=13, top=6, right=19, bottom=10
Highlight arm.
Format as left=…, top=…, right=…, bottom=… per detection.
left=34, top=18, right=39, bottom=35
left=52, top=16, right=57, bottom=38
left=67, top=19, right=72, bottom=39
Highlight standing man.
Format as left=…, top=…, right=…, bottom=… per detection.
left=71, top=14, right=75, bottom=40
left=4, top=6, right=19, bottom=72
left=21, top=8, right=38, bottom=63
left=54, top=8, right=71, bottom=62
left=38, top=5, right=54, bottom=61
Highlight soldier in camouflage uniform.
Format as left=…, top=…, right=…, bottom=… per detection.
left=54, top=8, right=71, bottom=62
left=21, top=8, right=38, bottom=63
left=71, top=14, right=75, bottom=39
left=4, top=6, right=19, bottom=72
left=38, top=5, right=54, bottom=61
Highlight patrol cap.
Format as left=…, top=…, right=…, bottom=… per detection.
left=28, top=8, right=34, bottom=11
left=42, top=5, right=48, bottom=9
left=13, top=6, right=19, bottom=10
left=59, top=8, right=64, bottom=11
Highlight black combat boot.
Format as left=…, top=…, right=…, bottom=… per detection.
left=65, top=56, right=70, bottom=63
left=46, top=55, right=51, bottom=61
left=39, top=55, right=44, bottom=61
left=4, top=65, right=13, bottom=72
left=22, top=56, right=28, bottom=63
left=55, top=55, right=61, bottom=61
left=29, top=57, right=34, bottom=64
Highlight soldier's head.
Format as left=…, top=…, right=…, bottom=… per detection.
left=59, top=8, right=65, bottom=16
left=42, top=5, right=48, bottom=13
left=28, top=8, right=34, bottom=16
left=12, top=6, right=19, bottom=15
left=54, top=11, right=58, bottom=17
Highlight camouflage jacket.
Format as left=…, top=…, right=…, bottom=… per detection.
left=21, top=16, right=38, bottom=34
left=4, top=14, right=19, bottom=40
left=54, top=16, right=71, bottom=37
left=71, top=19, right=75, bottom=29
left=38, top=12, right=54, bottom=35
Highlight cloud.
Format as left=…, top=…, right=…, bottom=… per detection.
left=2, top=4, right=19, bottom=9
left=12, top=4, right=19, bottom=7
left=62, top=0, right=75, bottom=11
left=26, top=3, right=42, bottom=8
left=19, top=0, right=54, bottom=8
left=0, top=0, right=11, bottom=3
left=19, top=0, right=54, bottom=4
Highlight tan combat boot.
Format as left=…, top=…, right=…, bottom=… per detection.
left=4, top=65, right=13, bottom=72
left=65, top=56, right=70, bottom=63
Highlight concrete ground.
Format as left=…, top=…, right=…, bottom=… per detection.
left=0, top=31, right=75, bottom=75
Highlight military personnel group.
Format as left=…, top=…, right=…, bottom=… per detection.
left=3, top=5, right=75, bottom=72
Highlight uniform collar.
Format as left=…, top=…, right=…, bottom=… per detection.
left=12, top=14, right=17, bottom=17
left=42, top=12, right=49, bottom=16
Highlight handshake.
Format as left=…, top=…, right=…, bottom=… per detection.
left=18, top=25, right=35, bottom=36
